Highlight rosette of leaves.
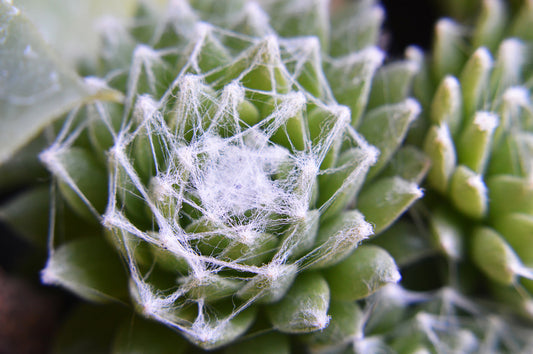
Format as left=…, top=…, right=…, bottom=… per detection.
left=0, top=0, right=425, bottom=351
left=401, top=0, right=533, bottom=319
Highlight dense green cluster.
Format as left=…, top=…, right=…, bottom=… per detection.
left=3, top=0, right=533, bottom=352
left=0, top=0, right=427, bottom=351
left=413, top=0, right=533, bottom=312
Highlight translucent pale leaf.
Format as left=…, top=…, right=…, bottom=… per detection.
left=0, top=1, right=119, bottom=164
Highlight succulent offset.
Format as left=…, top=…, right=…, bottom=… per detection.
left=348, top=0, right=533, bottom=351
left=0, top=0, right=427, bottom=351
left=412, top=0, right=533, bottom=311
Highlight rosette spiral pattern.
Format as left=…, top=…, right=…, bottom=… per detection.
left=12, top=0, right=425, bottom=351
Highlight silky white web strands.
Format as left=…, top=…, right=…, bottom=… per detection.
left=39, top=2, right=382, bottom=346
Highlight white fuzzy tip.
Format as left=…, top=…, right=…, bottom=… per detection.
left=503, top=86, right=530, bottom=106
left=472, top=47, right=494, bottom=69
left=473, top=111, right=499, bottom=132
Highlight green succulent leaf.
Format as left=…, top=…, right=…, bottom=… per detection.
left=41, top=236, right=129, bottom=303
left=432, top=19, right=467, bottom=81
left=424, top=123, right=457, bottom=194
left=493, top=213, right=533, bottom=265
left=357, top=176, right=423, bottom=235
left=324, top=244, right=400, bottom=301
left=430, top=75, right=463, bottom=136
left=367, top=59, right=419, bottom=110
left=301, top=300, right=363, bottom=350
left=487, top=175, right=533, bottom=217
left=429, top=207, right=464, bottom=259
left=0, top=0, right=121, bottom=164
left=471, top=226, right=521, bottom=285
left=359, top=98, right=421, bottom=180
left=0, top=185, right=50, bottom=248
left=472, top=0, right=507, bottom=52
left=449, top=165, right=488, bottom=219
left=380, top=145, right=431, bottom=184
left=459, top=47, right=493, bottom=122
left=266, top=272, right=330, bottom=334
left=456, top=111, right=498, bottom=174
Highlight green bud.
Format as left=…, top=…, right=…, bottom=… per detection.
left=430, top=76, right=463, bottom=136
left=424, top=123, right=457, bottom=194
left=472, top=0, right=506, bottom=52
left=471, top=226, right=521, bottom=285
left=449, top=165, right=488, bottom=219
left=432, top=19, right=467, bottom=81
left=457, top=111, right=498, bottom=174
left=460, top=47, right=493, bottom=123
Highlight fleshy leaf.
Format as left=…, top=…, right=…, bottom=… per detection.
left=487, top=175, right=533, bottom=217
left=266, top=272, right=330, bottom=334
left=380, top=145, right=430, bottom=184
left=367, top=59, right=419, bottom=110
left=424, top=123, right=457, bottom=194
left=0, top=1, right=120, bottom=164
left=359, top=99, right=421, bottom=180
left=301, top=300, right=363, bottom=350
left=459, top=47, right=493, bottom=122
left=324, top=245, right=400, bottom=301
left=449, top=165, right=488, bottom=219
left=308, top=210, right=373, bottom=269
left=370, top=220, right=435, bottom=267
left=41, top=236, right=129, bottom=303
left=432, top=19, right=467, bottom=81
left=0, top=185, right=50, bottom=248
left=457, top=111, right=498, bottom=174
left=471, top=226, right=521, bottom=285
left=357, top=176, right=423, bottom=235
left=472, top=0, right=506, bottom=52
left=430, top=76, right=463, bottom=136
left=429, top=208, right=464, bottom=259
left=493, top=213, right=533, bottom=264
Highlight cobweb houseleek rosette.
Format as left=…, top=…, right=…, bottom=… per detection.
left=1, top=0, right=425, bottom=351
left=403, top=0, right=533, bottom=318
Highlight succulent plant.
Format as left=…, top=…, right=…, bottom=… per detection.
left=406, top=0, right=533, bottom=314
left=0, top=0, right=427, bottom=351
